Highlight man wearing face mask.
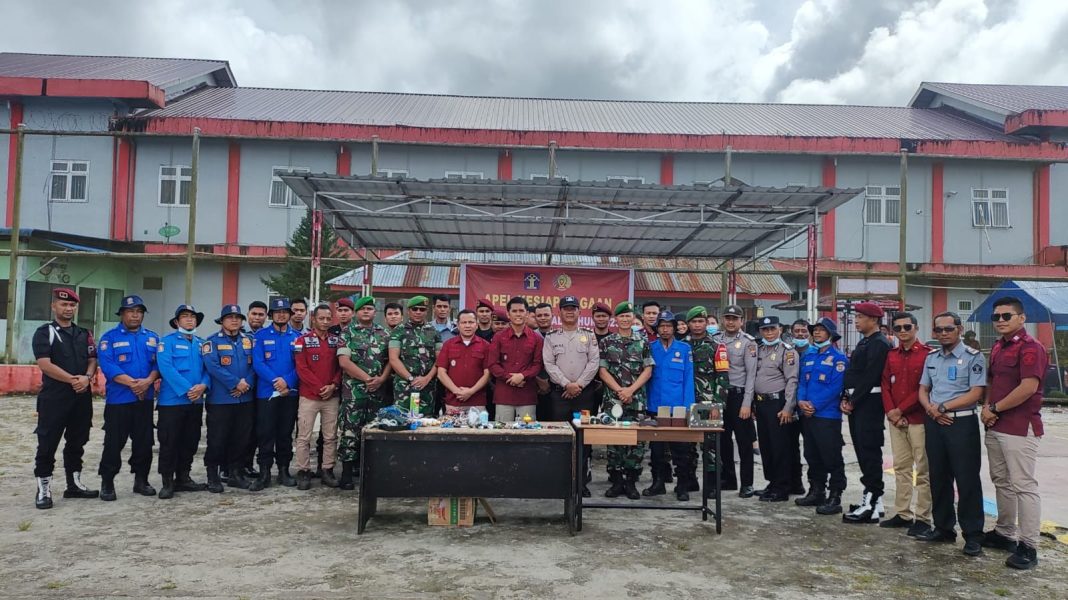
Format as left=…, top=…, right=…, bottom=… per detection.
left=711, top=305, right=758, bottom=497
left=155, top=305, right=211, bottom=499
left=752, top=316, right=799, bottom=502
left=686, top=306, right=727, bottom=498
left=97, top=295, right=160, bottom=501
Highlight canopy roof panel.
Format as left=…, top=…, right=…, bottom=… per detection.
left=281, top=174, right=862, bottom=259
left=968, top=280, right=1068, bottom=326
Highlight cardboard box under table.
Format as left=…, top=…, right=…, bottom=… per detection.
left=358, top=424, right=576, bottom=534
left=574, top=423, right=724, bottom=534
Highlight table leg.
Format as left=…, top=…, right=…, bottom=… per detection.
left=701, top=432, right=709, bottom=522
left=576, top=427, right=584, bottom=532
left=357, top=438, right=368, bottom=534
left=715, top=431, right=722, bottom=534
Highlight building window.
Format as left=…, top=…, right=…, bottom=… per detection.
left=23, top=281, right=59, bottom=320
left=104, top=288, right=125, bottom=318
left=972, top=188, right=1010, bottom=228
left=863, top=185, right=901, bottom=225
left=606, top=176, right=645, bottom=185
left=529, top=174, right=569, bottom=182
left=159, top=166, right=192, bottom=206
left=375, top=169, right=408, bottom=178
left=270, top=166, right=310, bottom=207
left=49, top=160, right=89, bottom=202
left=958, top=300, right=973, bottom=312
left=444, top=171, right=484, bottom=181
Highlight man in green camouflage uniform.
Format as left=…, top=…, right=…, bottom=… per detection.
left=686, top=306, right=731, bottom=499
left=336, top=296, right=392, bottom=490
left=598, top=301, right=654, bottom=500
left=388, top=295, right=442, bottom=414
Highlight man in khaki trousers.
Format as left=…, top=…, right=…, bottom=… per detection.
left=879, top=312, right=933, bottom=537
left=293, top=305, right=343, bottom=491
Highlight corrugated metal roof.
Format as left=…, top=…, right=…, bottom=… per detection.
left=328, top=250, right=791, bottom=296
left=918, top=82, right=1068, bottom=115
left=0, top=52, right=235, bottom=89
left=145, top=86, right=1017, bottom=141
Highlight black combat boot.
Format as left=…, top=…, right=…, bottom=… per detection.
left=816, top=491, right=842, bottom=515
left=297, top=470, right=312, bottom=491
left=277, top=464, right=297, bottom=487
left=642, top=477, right=667, bottom=497
left=63, top=471, right=99, bottom=499
left=339, top=461, right=356, bottom=491
left=321, top=467, right=339, bottom=488
left=133, top=474, right=157, bottom=496
left=248, top=465, right=271, bottom=492
left=175, top=470, right=208, bottom=492
left=675, top=481, right=691, bottom=502
left=206, top=466, right=224, bottom=494
left=158, top=473, right=175, bottom=499
left=100, top=477, right=117, bottom=501
left=227, top=465, right=252, bottom=490
left=604, top=472, right=625, bottom=498
left=794, top=487, right=826, bottom=507
left=623, top=472, right=641, bottom=500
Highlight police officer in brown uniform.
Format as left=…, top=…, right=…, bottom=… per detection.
left=711, top=304, right=758, bottom=496
left=752, top=316, right=800, bottom=502
left=32, top=288, right=100, bottom=509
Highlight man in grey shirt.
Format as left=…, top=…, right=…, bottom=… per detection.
left=752, top=316, right=799, bottom=502
left=711, top=304, right=758, bottom=497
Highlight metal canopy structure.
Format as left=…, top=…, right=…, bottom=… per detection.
left=280, top=174, right=863, bottom=259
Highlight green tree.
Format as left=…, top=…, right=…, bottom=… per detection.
left=261, top=208, right=349, bottom=302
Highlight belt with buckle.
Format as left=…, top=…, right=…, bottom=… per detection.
left=947, top=408, right=977, bottom=417
left=756, top=392, right=783, bottom=402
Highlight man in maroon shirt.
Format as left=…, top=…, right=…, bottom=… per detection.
left=293, top=304, right=342, bottom=490
left=436, top=310, right=491, bottom=415
left=488, top=297, right=544, bottom=421
left=980, top=296, right=1046, bottom=570
left=878, top=312, right=932, bottom=536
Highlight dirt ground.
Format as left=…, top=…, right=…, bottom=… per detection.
left=1, top=395, right=1067, bottom=600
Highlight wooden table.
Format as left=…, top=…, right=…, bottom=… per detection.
left=574, top=423, right=723, bottom=533
left=358, top=423, right=576, bottom=534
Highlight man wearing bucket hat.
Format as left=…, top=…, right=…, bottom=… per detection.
left=249, top=298, right=301, bottom=490
left=795, top=317, right=849, bottom=515
left=202, top=304, right=257, bottom=493
left=841, top=301, right=893, bottom=524
left=647, top=311, right=697, bottom=501
left=388, top=295, right=443, bottom=413
left=155, top=304, right=211, bottom=499
left=31, top=288, right=99, bottom=509
left=96, top=295, right=160, bottom=501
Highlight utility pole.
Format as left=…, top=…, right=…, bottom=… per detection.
left=185, top=128, right=200, bottom=304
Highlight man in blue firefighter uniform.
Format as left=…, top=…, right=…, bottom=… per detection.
left=155, top=304, right=211, bottom=499
left=96, top=295, right=160, bottom=501
left=646, top=311, right=697, bottom=501
left=202, top=304, right=257, bottom=493
left=250, top=297, right=301, bottom=490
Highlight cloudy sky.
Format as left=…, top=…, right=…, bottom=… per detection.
left=5, top=0, right=1068, bottom=105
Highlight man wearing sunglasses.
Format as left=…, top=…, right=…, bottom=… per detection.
left=916, top=312, right=986, bottom=557
left=980, top=296, right=1046, bottom=570
left=879, top=312, right=932, bottom=537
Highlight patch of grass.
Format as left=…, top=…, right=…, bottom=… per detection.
left=160, top=580, right=176, bottom=590
left=17, top=519, right=31, bottom=531
left=44, top=581, right=67, bottom=590
left=993, top=589, right=1011, bottom=597
left=676, top=542, right=690, bottom=552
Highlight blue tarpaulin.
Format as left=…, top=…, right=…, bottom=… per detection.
left=968, top=280, right=1068, bottom=326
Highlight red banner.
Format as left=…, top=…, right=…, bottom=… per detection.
left=460, top=264, right=633, bottom=329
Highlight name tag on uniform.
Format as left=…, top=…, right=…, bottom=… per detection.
left=114, top=341, right=130, bottom=348
left=948, top=366, right=957, bottom=381
left=770, top=353, right=776, bottom=361
left=264, top=340, right=275, bottom=346
left=217, top=344, right=233, bottom=350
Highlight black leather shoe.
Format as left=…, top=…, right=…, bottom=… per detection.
left=815, top=493, right=842, bottom=515
left=914, top=528, right=956, bottom=543
left=795, top=489, right=826, bottom=507
left=962, top=540, right=983, bottom=557
left=604, top=482, right=624, bottom=498
left=158, top=474, right=175, bottom=499
left=642, top=478, right=667, bottom=497
left=675, top=486, right=690, bottom=502
left=1006, top=544, right=1038, bottom=570
left=206, top=467, right=224, bottom=494
left=321, top=469, right=340, bottom=488
left=297, top=470, right=312, bottom=491
left=907, top=521, right=933, bottom=537
left=738, top=486, right=757, bottom=498
left=879, top=514, right=912, bottom=528
left=175, top=471, right=208, bottom=492
left=227, top=471, right=251, bottom=490
left=243, top=466, right=260, bottom=480
left=133, top=475, right=156, bottom=497
left=339, top=462, right=355, bottom=491
left=277, top=466, right=297, bottom=488
left=981, top=529, right=1019, bottom=553
left=248, top=471, right=270, bottom=492
left=623, top=478, right=641, bottom=500
left=63, top=472, right=99, bottom=499
left=760, top=491, right=788, bottom=502
left=100, top=478, right=117, bottom=502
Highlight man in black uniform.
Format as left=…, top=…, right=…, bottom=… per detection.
left=475, top=299, right=496, bottom=342
left=32, top=288, right=99, bottom=509
left=841, top=302, right=893, bottom=523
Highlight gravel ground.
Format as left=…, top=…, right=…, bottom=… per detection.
left=1, top=395, right=1066, bottom=599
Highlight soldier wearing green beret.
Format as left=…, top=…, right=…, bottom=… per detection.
left=336, top=296, right=392, bottom=489
left=597, top=301, right=655, bottom=500
left=686, top=306, right=730, bottom=498
left=388, top=296, right=443, bottom=414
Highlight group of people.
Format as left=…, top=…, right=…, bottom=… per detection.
left=30, top=288, right=1044, bottom=570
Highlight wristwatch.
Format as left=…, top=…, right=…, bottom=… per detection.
left=989, top=404, right=999, bottom=414
left=407, top=375, right=415, bottom=382
left=937, top=404, right=947, bottom=414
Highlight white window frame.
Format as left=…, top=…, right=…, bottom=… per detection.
left=444, top=170, right=484, bottom=181
left=529, top=173, right=569, bottom=182
left=957, top=300, right=973, bottom=312
left=863, top=185, right=901, bottom=226
left=49, top=160, right=90, bottom=203
left=158, top=165, right=193, bottom=207
left=269, top=166, right=311, bottom=208
left=971, top=188, right=1010, bottom=228
left=375, top=168, right=409, bottom=178
left=606, top=175, right=645, bottom=185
